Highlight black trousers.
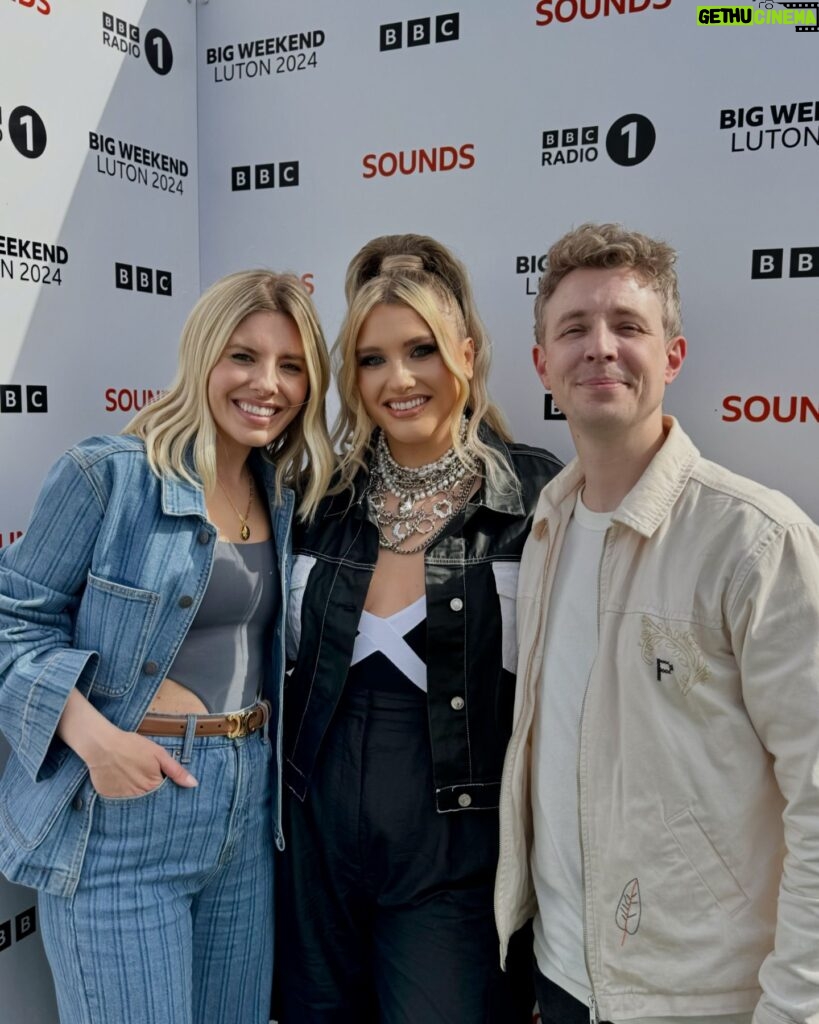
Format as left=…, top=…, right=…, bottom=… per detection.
left=277, top=685, right=534, bottom=1024
left=534, top=966, right=612, bottom=1024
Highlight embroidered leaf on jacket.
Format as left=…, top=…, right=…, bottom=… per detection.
left=639, top=615, right=711, bottom=694
left=615, top=878, right=641, bottom=946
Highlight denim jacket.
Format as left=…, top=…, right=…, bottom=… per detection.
left=284, top=428, right=561, bottom=812
left=0, top=435, right=294, bottom=897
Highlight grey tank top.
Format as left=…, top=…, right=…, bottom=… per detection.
left=167, top=539, right=278, bottom=713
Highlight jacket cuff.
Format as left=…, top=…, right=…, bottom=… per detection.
left=14, top=648, right=99, bottom=782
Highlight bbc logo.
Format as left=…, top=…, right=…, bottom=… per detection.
left=231, top=162, right=300, bottom=190
left=0, top=906, right=37, bottom=954
left=380, top=13, right=460, bottom=50
left=544, top=394, right=566, bottom=421
left=0, top=385, right=48, bottom=413
left=115, top=263, right=173, bottom=295
left=751, top=247, right=819, bottom=279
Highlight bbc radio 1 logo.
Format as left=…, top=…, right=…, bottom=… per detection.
left=720, top=98, right=819, bottom=153
left=115, top=263, right=173, bottom=296
left=0, top=385, right=48, bottom=414
left=536, top=0, right=671, bottom=26
left=542, top=114, right=655, bottom=167
left=9, top=0, right=51, bottom=15
left=231, top=161, right=300, bottom=190
left=101, top=14, right=173, bottom=76
left=751, top=246, right=819, bottom=278
left=0, top=906, right=37, bottom=955
left=380, top=12, right=460, bottom=49
left=0, top=105, right=47, bottom=159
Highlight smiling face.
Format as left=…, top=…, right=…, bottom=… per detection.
left=207, top=309, right=309, bottom=466
left=355, top=301, right=474, bottom=467
left=533, top=267, right=685, bottom=452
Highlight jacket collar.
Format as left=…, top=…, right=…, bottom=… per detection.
left=159, top=447, right=281, bottom=519
left=532, top=416, right=700, bottom=540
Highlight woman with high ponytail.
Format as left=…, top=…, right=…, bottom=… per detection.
left=278, top=235, right=562, bottom=1023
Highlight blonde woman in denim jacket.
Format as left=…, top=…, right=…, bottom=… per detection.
left=0, top=271, right=333, bottom=1024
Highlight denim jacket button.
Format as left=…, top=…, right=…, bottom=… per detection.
left=457, top=793, right=472, bottom=808
left=143, top=660, right=159, bottom=676
left=72, top=795, right=83, bottom=812
left=198, top=529, right=211, bottom=544
left=449, top=597, right=464, bottom=612
left=450, top=696, right=465, bottom=711
left=178, top=595, right=194, bottom=608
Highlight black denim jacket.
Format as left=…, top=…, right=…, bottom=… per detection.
left=284, top=429, right=561, bottom=812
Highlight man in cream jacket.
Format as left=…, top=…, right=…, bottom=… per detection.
left=495, top=223, right=819, bottom=1024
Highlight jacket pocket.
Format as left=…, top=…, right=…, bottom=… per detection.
left=492, top=561, right=520, bottom=674
left=665, top=807, right=749, bottom=916
left=73, top=573, right=159, bottom=697
left=286, top=554, right=317, bottom=662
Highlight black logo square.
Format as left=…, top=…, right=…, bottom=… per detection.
left=26, top=386, right=48, bottom=413
left=582, top=125, right=598, bottom=145
left=562, top=128, right=578, bottom=147
left=544, top=394, right=566, bottom=421
left=130, top=25, right=140, bottom=43
left=156, top=271, right=173, bottom=297
left=279, top=161, right=299, bottom=187
left=0, top=386, right=23, bottom=413
left=115, top=262, right=133, bottom=290
left=751, top=248, right=783, bottom=279
left=255, top=163, right=275, bottom=189
left=790, top=247, right=819, bottom=278
left=0, top=919, right=10, bottom=953
left=102, top=12, right=113, bottom=31
left=436, top=13, right=460, bottom=42
left=116, top=18, right=127, bottom=37
left=14, top=906, right=36, bottom=942
left=407, top=17, right=431, bottom=46
left=380, top=22, right=402, bottom=51
left=542, top=130, right=559, bottom=149
left=136, top=267, right=153, bottom=293
left=231, top=166, right=251, bottom=191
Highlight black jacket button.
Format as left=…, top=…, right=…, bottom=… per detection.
left=198, top=529, right=211, bottom=544
left=143, top=660, right=159, bottom=676
left=178, top=595, right=194, bottom=608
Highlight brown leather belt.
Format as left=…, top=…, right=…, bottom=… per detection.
left=137, top=701, right=270, bottom=739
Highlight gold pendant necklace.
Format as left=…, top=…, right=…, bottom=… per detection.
left=217, top=474, right=254, bottom=541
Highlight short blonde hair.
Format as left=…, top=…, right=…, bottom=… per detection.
left=334, top=234, right=512, bottom=493
left=125, top=270, right=334, bottom=520
left=534, top=223, right=682, bottom=344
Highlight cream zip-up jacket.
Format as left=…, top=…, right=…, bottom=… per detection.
left=495, top=418, right=819, bottom=1024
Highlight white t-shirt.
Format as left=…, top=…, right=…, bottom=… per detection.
left=530, top=491, right=752, bottom=1024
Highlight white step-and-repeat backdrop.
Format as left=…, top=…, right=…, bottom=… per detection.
left=1, top=0, right=816, bottom=1019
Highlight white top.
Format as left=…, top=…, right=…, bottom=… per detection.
left=531, top=489, right=611, bottom=1005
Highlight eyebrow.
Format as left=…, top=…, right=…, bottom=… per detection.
left=355, top=333, right=435, bottom=354
left=554, top=305, right=648, bottom=327
left=227, top=342, right=306, bottom=361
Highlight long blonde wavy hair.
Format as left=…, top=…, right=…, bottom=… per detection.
left=124, top=270, right=334, bottom=520
left=333, top=234, right=512, bottom=493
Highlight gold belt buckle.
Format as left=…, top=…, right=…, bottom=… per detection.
left=226, top=709, right=251, bottom=739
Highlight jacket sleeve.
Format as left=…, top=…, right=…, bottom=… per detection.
left=0, top=450, right=104, bottom=782
left=729, top=521, right=819, bottom=1024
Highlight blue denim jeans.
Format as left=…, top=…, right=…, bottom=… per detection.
left=38, top=726, right=274, bottom=1024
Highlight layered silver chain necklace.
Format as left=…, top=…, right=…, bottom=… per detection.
left=368, top=420, right=478, bottom=554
